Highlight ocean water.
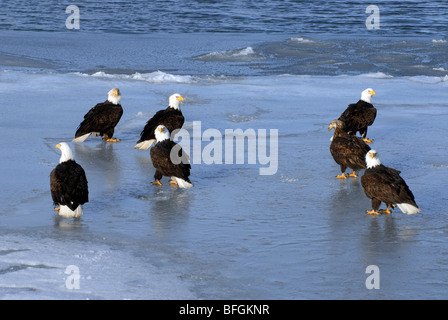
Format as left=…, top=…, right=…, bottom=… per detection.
left=0, top=1, right=448, bottom=300
left=1, top=0, right=448, bottom=35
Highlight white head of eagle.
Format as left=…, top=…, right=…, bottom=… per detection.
left=108, top=88, right=121, bottom=105
left=366, top=149, right=381, bottom=169
left=169, top=93, right=184, bottom=110
left=56, top=142, right=74, bottom=163
left=361, top=88, right=376, bottom=104
left=154, top=125, right=171, bottom=142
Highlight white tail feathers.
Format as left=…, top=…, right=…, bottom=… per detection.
left=73, top=132, right=102, bottom=143
left=134, top=139, right=155, bottom=150
left=73, top=133, right=91, bottom=143
left=397, top=203, right=421, bottom=215
left=59, top=205, right=84, bottom=218
left=172, top=177, right=193, bottom=189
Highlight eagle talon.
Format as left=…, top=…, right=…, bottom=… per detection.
left=366, top=210, right=380, bottom=215
left=152, top=180, right=162, bottom=186
left=54, top=207, right=60, bottom=212
left=106, top=138, right=120, bottom=143
left=170, top=180, right=178, bottom=185
left=380, top=206, right=392, bottom=214
left=336, top=173, right=347, bottom=179
left=348, top=171, right=358, bottom=178
left=363, top=138, right=373, bottom=144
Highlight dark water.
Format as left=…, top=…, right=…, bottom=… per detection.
left=1, top=0, right=447, bottom=35
left=1, top=1, right=447, bottom=77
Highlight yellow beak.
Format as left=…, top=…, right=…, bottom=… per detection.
left=55, top=144, right=61, bottom=149
left=158, top=127, right=163, bottom=133
left=371, top=90, right=376, bottom=96
left=370, top=153, right=376, bottom=158
left=177, top=96, right=184, bottom=102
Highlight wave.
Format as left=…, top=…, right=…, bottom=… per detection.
left=353, top=72, right=447, bottom=83
left=234, top=47, right=256, bottom=56
left=276, top=72, right=448, bottom=83
left=432, top=39, right=447, bottom=44
left=358, top=72, right=394, bottom=79
left=195, top=46, right=264, bottom=62
left=406, top=75, right=448, bottom=84
left=289, top=37, right=315, bottom=44
left=73, top=70, right=195, bottom=83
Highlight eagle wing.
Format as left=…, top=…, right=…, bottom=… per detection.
left=75, top=102, right=123, bottom=138
left=363, top=106, right=377, bottom=127
left=339, top=101, right=377, bottom=134
left=382, top=166, right=418, bottom=206
left=361, top=165, right=417, bottom=207
left=138, top=108, right=184, bottom=143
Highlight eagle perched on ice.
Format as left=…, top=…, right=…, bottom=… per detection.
left=361, top=150, right=420, bottom=215
left=73, top=88, right=123, bottom=143
left=150, top=125, right=192, bottom=188
left=134, top=93, right=185, bottom=150
left=338, top=88, right=376, bottom=143
left=328, top=119, right=371, bottom=179
left=50, top=142, right=89, bottom=218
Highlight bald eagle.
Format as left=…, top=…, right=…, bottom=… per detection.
left=361, top=150, right=420, bottom=215
left=338, top=88, right=376, bottom=143
left=50, top=142, right=88, bottom=218
left=73, top=88, right=123, bottom=143
left=134, top=93, right=184, bottom=150
left=328, top=119, right=371, bottom=179
left=150, top=125, right=192, bottom=188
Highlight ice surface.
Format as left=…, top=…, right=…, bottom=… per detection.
left=1, top=69, right=448, bottom=299
left=0, top=231, right=197, bottom=300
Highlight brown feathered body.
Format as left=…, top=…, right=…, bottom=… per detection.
left=150, top=139, right=191, bottom=184
left=361, top=163, right=420, bottom=214
left=338, top=100, right=377, bottom=139
left=137, top=107, right=184, bottom=144
left=50, top=159, right=88, bottom=211
left=329, top=120, right=371, bottom=175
